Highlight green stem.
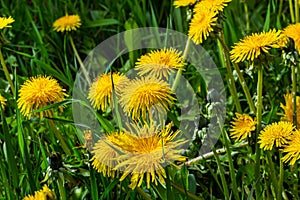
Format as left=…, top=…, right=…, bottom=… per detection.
left=266, top=152, right=278, bottom=196
left=292, top=64, right=297, bottom=128
left=212, top=147, right=230, bottom=199
left=0, top=48, right=15, bottom=96
left=171, top=38, right=190, bottom=91
left=222, top=129, right=240, bottom=200
left=69, top=36, right=91, bottom=85
left=244, top=1, right=250, bottom=33
left=136, top=187, right=152, bottom=200
left=48, top=119, right=71, bottom=155
left=254, top=64, right=263, bottom=198
left=217, top=33, right=242, bottom=113
left=57, top=176, right=67, bottom=200
left=289, top=0, right=296, bottom=23
left=277, top=152, right=284, bottom=200
left=295, top=0, right=299, bottom=23
left=217, top=33, right=256, bottom=113
left=171, top=181, right=204, bottom=200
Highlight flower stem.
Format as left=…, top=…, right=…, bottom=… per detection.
left=171, top=38, right=190, bottom=91
left=254, top=64, right=263, bottom=198
left=289, top=0, right=296, bottom=23
left=69, top=36, right=91, bottom=85
left=244, top=1, right=250, bottom=33
left=217, top=32, right=242, bottom=113
left=0, top=48, right=15, bottom=96
left=217, top=33, right=256, bottom=113
left=277, top=152, right=284, bottom=200
left=48, top=119, right=71, bottom=155
left=266, top=152, right=278, bottom=196
left=295, top=0, right=299, bottom=23
left=292, top=64, right=297, bottom=128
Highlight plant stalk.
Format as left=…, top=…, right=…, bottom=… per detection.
left=0, top=48, right=15, bottom=96
left=48, top=119, right=71, bottom=155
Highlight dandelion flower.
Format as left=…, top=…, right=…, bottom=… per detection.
left=258, top=121, right=295, bottom=150
left=0, top=16, right=14, bottom=29
left=23, top=185, right=55, bottom=200
left=91, top=132, right=127, bottom=178
left=283, top=23, right=300, bottom=53
left=0, top=94, right=6, bottom=110
left=280, top=93, right=300, bottom=128
left=282, top=129, right=300, bottom=165
left=230, top=113, right=256, bottom=142
left=119, top=76, right=175, bottom=121
left=173, top=0, right=197, bottom=7
left=114, top=123, right=186, bottom=189
left=88, top=72, right=129, bottom=111
left=194, top=0, right=232, bottom=13
left=188, top=9, right=217, bottom=44
left=53, top=14, right=81, bottom=32
left=230, top=29, right=284, bottom=63
left=135, top=48, right=185, bottom=80
left=17, top=76, right=68, bottom=118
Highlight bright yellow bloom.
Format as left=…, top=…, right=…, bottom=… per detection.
left=17, top=76, right=68, bottom=118
left=23, top=185, right=55, bottom=200
left=173, top=0, right=197, bottom=7
left=282, top=129, right=300, bottom=165
left=53, top=14, right=81, bottom=32
left=280, top=93, right=300, bottom=128
left=0, top=16, right=14, bottom=29
left=119, top=76, right=175, bottom=121
left=258, top=121, right=295, bottom=150
left=283, top=23, right=300, bottom=53
left=230, top=113, right=256, bottom=142
left=0, top=94, right=6, bottom=110
left=230, top=29, right=284, bottom=63
left=91, top=132, right=127, bottom=178
left=135, top=48, right=185, bottom=80
left=194, top=0, right=232, bottom=13
left=88, top=72, right=129, bottom=111
left=114, top=123, right=186, bottom=189
left=188, top=9, right=217, bottom=44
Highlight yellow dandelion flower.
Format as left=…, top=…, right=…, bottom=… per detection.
left=280, top=93, right=300, bottom=128
left=194, top=0, right=232, bottom=13
left=114, top=123, right=186, bottom=189
left=230, top=113, right=256, bottom=142
left=23, top=185, right=55, bottom=200
left=258, top=121, right=295, bottom=150
left=91, top=132, right=127, bottom=178
left=0, top=16, right=14, bottom=29
left=283, top=23, right=300, bottom=53
left=119, top=76, right=175, bottom=121
left=53, top=14, right=81, bottom=32
left=135, top=48, right=185, bottom=80
left=0, top=94, right=6, bottom=110
left=88, top=72, right=129, bottom=111
left=282, top=129, right=300, bottom=165
left=188, top=9, right=217, bottom=44
left=230, top=29, right=284, bottom=63
left=17, top=76, right=68, bottom=118
left=173, top=0, right=197, bottom=7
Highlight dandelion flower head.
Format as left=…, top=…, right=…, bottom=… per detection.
left=283, top=23, right=300, bottom=53
left=282, top=129, right=300, bottom=165
left=135, top=48, right=185, bottom=80
left=0, top=94, right=6, bottom=110
left=230, top=113, right=256, bottom=142
left=88, top=72, right=129, bottom=111
left=280, top=93, right=300, bottom=128
left=258, top=121, right=295, bottom=150
left=194, top=0, right=232, bottom=13
left=188, top=9, right=217, bottom=44
left=17, top=76, right=68, bottom=118
left=53, top=14, right=81, bottom=32
left=0, top=16, right=14, bottom=29
left=173, top=0, right=197, bottom=7
left=230, top=29, right=284, bottom=63
left=119, top=76, right=175, bottom=121
left=23, top=185, right=55, bottom=200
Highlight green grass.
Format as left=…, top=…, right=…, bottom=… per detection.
left=1, top=0, right=300, bottom=199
